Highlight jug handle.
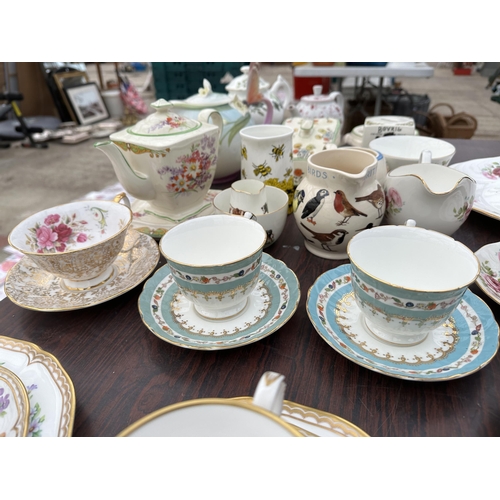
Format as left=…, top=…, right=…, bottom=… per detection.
left=328, top=91, right=345, bottom=111
left=197, top=108, right=224, bottom=139
left=252, top=371, right=286, bottom=416
left=272, top=75, right=292, bottom=109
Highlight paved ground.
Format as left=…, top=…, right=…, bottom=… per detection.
left=1, top=62, right=499, bottom=262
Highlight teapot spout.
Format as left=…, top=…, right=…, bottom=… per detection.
left=94, top=140, right=156, bottom=200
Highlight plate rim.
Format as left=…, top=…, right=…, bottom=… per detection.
left=0, top=335, right=76, bottom=437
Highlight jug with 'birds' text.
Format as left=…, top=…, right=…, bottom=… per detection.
left=292, top=148, right=385, bottom=260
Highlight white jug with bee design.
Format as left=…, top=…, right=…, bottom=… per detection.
left=240, top=125, right=295, bottom=213
left=293, top=148, right=384, bottom=259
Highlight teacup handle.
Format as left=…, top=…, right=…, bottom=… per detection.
left=113, top=192, right=132, bottom=209
left=252, top=371, right=286, bottom=416
left=419, top=150, right=433, bottom=164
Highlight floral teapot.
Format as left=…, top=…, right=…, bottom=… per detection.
left=289, top=85, right=345, bottom=127
left=170, top=79, right=252, bottom=182
left=94, top=99, right=223, bottom=223
left=225, top=65, right=292, bottom=125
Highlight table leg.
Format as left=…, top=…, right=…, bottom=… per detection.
left=374, top=77, right=384, bottom=116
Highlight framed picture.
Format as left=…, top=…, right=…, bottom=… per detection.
left=53, top=70, right=89, bottom=123
left=64, top=83, right=110, bottom=125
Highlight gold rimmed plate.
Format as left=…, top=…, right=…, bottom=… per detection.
left=138, top=253, right=300, bottom=350
left=4, top=229, right=160, bottom=311
left=307, top=264, right=499, bottom=381
left=0, top=365, right=30, bottom=437
left=0, top=336, right=75, bottom=437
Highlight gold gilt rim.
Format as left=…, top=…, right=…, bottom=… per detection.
left=346, top=226, right=480, bottom=293
left=8, top=200, right=133, bottom=256
left=387, top=169, right=476, bottom=195
left=117, top=398, right=303, bottom=437
left=0, top=335, right=76, bottom=436
left=137, top=254, right=300, bottom=351
left=4, top=230, right=160, bottom=312
left=231, top=396, right=370, bottom=437
left=159, top=215, right=267, bottom=269
left=0, top=365, right=30, bottom=437
left=472, top=204, right=500, bottom=222
left=305, top=276, right=500, bottom=382
left=231, top=179, right=266, bottom=196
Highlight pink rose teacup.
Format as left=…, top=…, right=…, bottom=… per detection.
left=8, top=197, right=132, bottom=289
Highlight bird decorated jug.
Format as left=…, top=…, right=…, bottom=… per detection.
left=292, top=148, right=385, bottom=259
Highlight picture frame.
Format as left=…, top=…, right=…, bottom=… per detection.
left=64, top=82, right=110, bottom=125
left=53, top=70, right=89, bottom=123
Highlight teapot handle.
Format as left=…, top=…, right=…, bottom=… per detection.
left=328, top=91, right=345, bottom=112
left=271, top=75, right=292, bottom=109
left=197, top=108, right=224, bottom=140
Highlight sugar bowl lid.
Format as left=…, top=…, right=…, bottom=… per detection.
left=225, top=65, right=270, bottom=93
left=128, top=99, right=201, bottom=136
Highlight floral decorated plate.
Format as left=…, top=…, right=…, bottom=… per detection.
left=4, top=230, right=160, bottom=311
left=450, top=156, right=500, bottom=220
left=232, top=397, right=369, bottom=437
left=138, top=253, right=300, bottom=350
left=307, top=264, right=499, bottom=381
left=0, top=365, right=30, bottom=437
left=475, top=242, right=500, bottom=305
left=0, top=336, right=75, bottom=436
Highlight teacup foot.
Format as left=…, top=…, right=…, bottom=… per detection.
left=363, top=317, right=429, bottom=347
left=193, top=298, right=249, bottom=321
left=61, top=266, right=115, bottom=291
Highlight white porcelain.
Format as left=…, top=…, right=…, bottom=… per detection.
left=0, top=365, right=30, bottom=437
left=159, top=214, right=267, bottom=320
left=0, top=335, right=75, bottom=436
left=213, top=185, right=288, bottom=247
left=282, top=117, right=341, bottom=186
left=341, top=146, right=388, bottom=188
left=225, top=65, right=292, bottom=125
left=342, top=124, right=364, bottom=147
left=240, top=125, right=295, bottom=212
left=362, top=115, right=415, bottom=147
left=8, top=198, right=132, bottom=290
left=229, top=179, right=268, bottom=215
left=347, top=223, right=480, bottom=346
left=5, top=230, right=160, bottom=311
left=293, top=149, right=384, bottom=260
left=290, top=85, right=344, bottom=127
left=384, top=162, right=476, bottom=235
left=95, top=99, right=223, bottom=222
left=118, top=371, right=302, bottom=437
left=170, top=79, right=253, bottom=181
left=369, top=135, right=456, bottom=171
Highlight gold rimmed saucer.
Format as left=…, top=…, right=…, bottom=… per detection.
left=4, top=229, right=160, bottom=311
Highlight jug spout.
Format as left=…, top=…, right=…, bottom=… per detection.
left=94, top=140, right=156, bottom=200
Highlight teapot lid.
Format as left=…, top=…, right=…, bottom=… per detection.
left=171, top=79, right=232, bottom=108
left=301, top=85, right=334, bottom=103
left=128, top=99, right=201, bottom=136
left=225, top=65, right=270, bottom=93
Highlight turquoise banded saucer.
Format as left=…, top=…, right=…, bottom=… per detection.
left=307, top=264, right=499, bottom=381
left=138, top=253, right=300, bottom=350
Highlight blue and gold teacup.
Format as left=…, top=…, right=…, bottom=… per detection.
left=347, top=222, right=480, bottom=345
left=159, top=214, right=267, bottom=320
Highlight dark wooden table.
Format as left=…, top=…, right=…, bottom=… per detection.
left=2, top=138, right=500, bottom=437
